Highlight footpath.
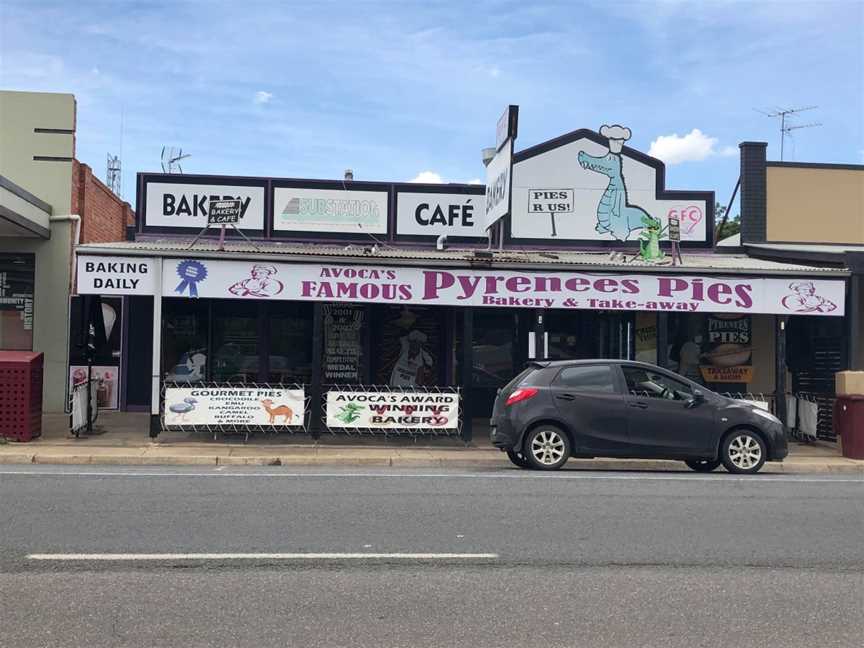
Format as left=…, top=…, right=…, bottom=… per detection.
left=1, top=412, right=862, bottom=473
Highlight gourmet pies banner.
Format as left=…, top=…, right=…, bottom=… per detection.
left=155, top=258, right=846, bottom=317
left=163, top=386, right=305, bottom=427
left=326, top=391, right=459, bottom=429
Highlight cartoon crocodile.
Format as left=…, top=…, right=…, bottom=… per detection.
left=638, top=214, right=667, bottom=262
left=577, top=125, right=650, bottom=241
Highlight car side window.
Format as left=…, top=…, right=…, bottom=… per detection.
left=622, top=367, right=692, bottom=401
left=553, top=365, right=617, bottom=393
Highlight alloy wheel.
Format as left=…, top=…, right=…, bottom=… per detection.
left=727, top=434, right=763, bottom=471
left=530, top=429, right=566, bottom=466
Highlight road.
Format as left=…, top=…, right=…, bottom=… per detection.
left=1, top=465, right=862, bottom=648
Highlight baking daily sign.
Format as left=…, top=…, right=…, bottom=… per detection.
left=396, top=191, right=487, bottom=238
left=273, top=187, right=388, bottom=234
left=77, top=255, right=156, bottom=295
left=164, top=386, right=305, bottom=427
left=145, top=182, right=266, bottom=230
left=136, top=258, right=847, bottom=317
left=326, top=391, right=459, bottom=429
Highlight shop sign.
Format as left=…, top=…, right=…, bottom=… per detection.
left=77, top=255, right=156, bottom=295
left=159, top=258, right=846, bottom=317
left=510, top=125, right=712, bottom=244
left=325, top=391, right=458, bottom=429
left=163, top=386, right=305, bottom=427
left=395, top=191, right=486, bottom=238
left=699, top=314, right=752, bottom=384
left=207, top=199, right=241, bottom=224
left=273, top=187, right=388, bottom=234
left=484, top=139, right=513, bottom=230
left=144, top=182, right=265, bottom=230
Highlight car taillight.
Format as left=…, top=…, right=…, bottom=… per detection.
left=506, top=387, right=538, bottom=406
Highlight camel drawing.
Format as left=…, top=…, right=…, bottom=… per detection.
left=577, top=125, right=650, bottom=242
left=260, top=399, right=294, bottom=424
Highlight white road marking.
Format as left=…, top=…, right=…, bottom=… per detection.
left=27, top=552, right=499, bottom=561
left=0, top=470, right=859, bottom=483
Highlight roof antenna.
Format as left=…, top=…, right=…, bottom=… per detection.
left=754, top=106, right=821, bottom=160
left=161, top=146, right=191, bottom=173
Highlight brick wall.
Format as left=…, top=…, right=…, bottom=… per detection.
left=72, top=160, right=135, bottom=243
left=739, top=142, right=768, bottom=245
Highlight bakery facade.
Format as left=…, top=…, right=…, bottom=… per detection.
left=72, top=121, right=855, bottom=439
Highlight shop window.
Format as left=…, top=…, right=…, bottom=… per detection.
left=0, top=253, right=35, bottom=350
left=68, top=295, right=123, bottom=409
left=553, top=365, right=616, bottom=393
left=162, top=298, right=209, bottom=383
left=322, top=303, right=367, bottom=384
left=374, top=305, right=443, bottom=387
left=212, top=301, right=259, bottom=383
left=471, top=310, right=520, bottom=387
left=269, top=302, right=313, bottom=384
left=545, top=310, right=603, bottom=360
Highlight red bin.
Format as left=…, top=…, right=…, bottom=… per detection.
left=0, top=351, right=43, bottom=442
left=834, top=395, right=864, bottom=460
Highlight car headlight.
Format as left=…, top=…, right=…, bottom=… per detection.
left=752, top=407, right=781, bottom=425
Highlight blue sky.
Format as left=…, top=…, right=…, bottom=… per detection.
left=2, top=0, right=862, bottom=213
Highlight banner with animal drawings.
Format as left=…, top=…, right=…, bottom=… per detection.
left=164, top=386, right=305, bottom=427
left=325, top=391, right=459, bottom=429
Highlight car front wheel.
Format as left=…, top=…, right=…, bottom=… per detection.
left=524, top=426, right=571, bottom=471
left=721, top=430, right=767, bottom=474
left=685, top=459, right=722, bottom=472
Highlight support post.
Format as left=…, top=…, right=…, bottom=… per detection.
left=308, top=302, right=324, bottom=438
left=774, top=315, right=788, bottom=429
left=656, top=312, right=669, bottom=369
left=461, top=307, right=474, bottom=443
left=849, top=274, right=861, bottom=370
left=149, top=260, right=163, bottom=438
left=534, top=309, right=546, bottom=360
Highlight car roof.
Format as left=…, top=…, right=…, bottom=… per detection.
left=527, top=359, right=663, bottom=370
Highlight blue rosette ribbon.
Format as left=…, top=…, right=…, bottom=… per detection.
left=175, top=260, right=208, bottom=297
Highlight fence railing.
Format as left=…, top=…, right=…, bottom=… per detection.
left=69, top=379, right=99, bottom=437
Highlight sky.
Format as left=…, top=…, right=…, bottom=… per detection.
left=1, top=0, right=862, bottom=214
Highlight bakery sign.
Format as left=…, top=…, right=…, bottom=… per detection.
left=700, top=315, right=753, bottom=383
left=325, top=390, right=459, bottom=429
left=395, top=189, right=486, bottom=238
left=77, top=255, right=156, bottom=295
left=143, top=180, right=266, bottom=230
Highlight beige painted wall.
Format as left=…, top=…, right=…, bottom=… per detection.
left=0, top=223, right=74, bottom=412
left=766, top=166, right=864, bottom=244
left=0, top=90, right=75, bottom=214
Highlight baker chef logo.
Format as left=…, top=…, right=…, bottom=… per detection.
left=174, top=260, right=208, bottom=297
left=781, top=281, right=837, bottom=314
left=228, top=264, right=284, bottom=298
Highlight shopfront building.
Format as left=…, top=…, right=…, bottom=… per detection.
left=73, top=124, right=852, bottom=438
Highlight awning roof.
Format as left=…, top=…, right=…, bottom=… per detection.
left=75, top=238, right=850, bottom=277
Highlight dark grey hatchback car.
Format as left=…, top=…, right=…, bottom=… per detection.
left=490, top=360, right=788, bottom=474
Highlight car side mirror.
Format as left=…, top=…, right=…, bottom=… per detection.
left=687, top=389, right=705, bottom=408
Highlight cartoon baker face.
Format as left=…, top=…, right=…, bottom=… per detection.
left=251, top=264, right=276, bottom=280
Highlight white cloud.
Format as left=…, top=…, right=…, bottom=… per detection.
left=468, top=178, right=482, bottom=185
left=648, top=129, right=736, bottom=165
left=254, top=91, right=273, bottom=104
left=409, top=171, right=444, bottom=183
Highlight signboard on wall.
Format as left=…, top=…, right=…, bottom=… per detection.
left=163, top=386, right=305, bottom=427
left=76, top=255, right=156, bottom=295
left=139, top=257, right=847, bottom=317
left=699, top=314, right=753, bottom=383
left=325, top=390, right=458, bottom=429
left=207, top=199, right=242, bottom=224
left=395, top=189, right=486, bottom=238
left=143, top=180, right=266, bottom=231
left=273, top=186, right=388, bottom=234
left=510, top=126, right=713, bottom=245
left=485, top=139, right=513, bottom=230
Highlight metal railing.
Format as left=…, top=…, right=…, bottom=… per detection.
left=718, top=391, right=837, bottom=442
left=69, top=379, right=99, bottom=437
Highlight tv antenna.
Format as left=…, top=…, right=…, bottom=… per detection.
left=755, top=106, right=821, bottom=160
left=161, top=146, right=191, bottom=173
left=106, top=153, right=121, bottom=196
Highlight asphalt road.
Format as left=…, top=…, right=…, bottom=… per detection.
left=1, top=465, right=862, bottom=648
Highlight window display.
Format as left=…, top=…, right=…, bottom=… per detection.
left=375, top=306, right=441, bottom=387
left=0, top=253, right=34, bottom=351
left=269, top=302, right=313, bottom=383
left=162, top=298, right=209, bottom=382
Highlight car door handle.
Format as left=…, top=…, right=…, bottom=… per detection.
left=628, top=401, right=648, bottom=409
left=556, top=394, right=576, bottom=401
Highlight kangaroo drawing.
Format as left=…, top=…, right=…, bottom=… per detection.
left=261, top=399, right=293, bottom=424
left=577, top=124, right=650, bottom=242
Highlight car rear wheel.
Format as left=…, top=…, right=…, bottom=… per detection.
left=685, top=459, right=722, bottom=472
left=524, top=426, right=570, bottom=471
left=505, top=449, right=531, bottom=469
left=721, top=430, right=767, bottom=474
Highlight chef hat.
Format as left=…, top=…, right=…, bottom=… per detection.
left=252, top=264, right=277, bottom=275
left=599, top=124, right=632, bottom=153
left=789, top=281, right=814, bottom=293
left=408, top=330, right=427, bottom=343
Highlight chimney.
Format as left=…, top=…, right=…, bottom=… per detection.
left=739, top=142, right=768, bottom=244
left=344, top=169, right=354, bottom=181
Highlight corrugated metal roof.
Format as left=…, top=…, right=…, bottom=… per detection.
left=75, top=238, right=849, bottom=276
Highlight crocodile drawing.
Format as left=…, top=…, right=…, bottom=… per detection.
left=577, top=125, right=650, bottom=241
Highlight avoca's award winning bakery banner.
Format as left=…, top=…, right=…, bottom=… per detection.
left=325, top=391, right=459, bottom=429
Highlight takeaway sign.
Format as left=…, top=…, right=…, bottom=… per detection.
left=77, top=255, right=156, bottom=295
left=143, top=180, right=265, bottom=230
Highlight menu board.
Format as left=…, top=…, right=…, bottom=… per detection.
left=323, top=304, right=365, bottom=383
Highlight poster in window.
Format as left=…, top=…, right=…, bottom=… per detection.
left=323, top=304, right=365, bottom=383
left=700, top=314, right=753, bottom=384
left=0, top=253, right=35, bottom=350
left=375, top=306, right=440, bottom=387
left=634, top=312, right=657, bottom=364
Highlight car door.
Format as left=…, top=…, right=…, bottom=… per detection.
left=621, top=365, right=716, bottom=456
left=550, top=364, right=631, bottom=454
